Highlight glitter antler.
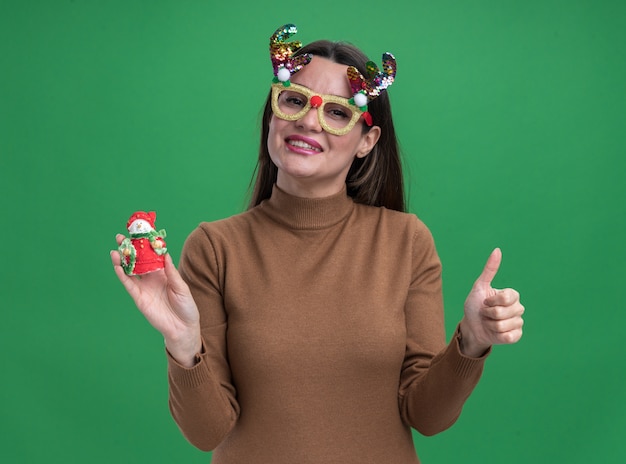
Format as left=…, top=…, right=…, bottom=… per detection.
left=347, top=52, right=397, bottom=126
left=270, top=24, right=312, bottom=86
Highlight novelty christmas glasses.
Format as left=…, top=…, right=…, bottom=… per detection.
left=271, top=82, right=365, bottom=136
left=269, top=24, right=397, bottom=136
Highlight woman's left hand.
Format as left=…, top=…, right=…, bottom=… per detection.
left=458, top=248, right=525, bottom=357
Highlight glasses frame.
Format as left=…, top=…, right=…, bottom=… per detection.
left=270, top=82, right=364, bottom=136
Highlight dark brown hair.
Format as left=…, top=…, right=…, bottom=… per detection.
left=248, top=40, right=405, bottom=212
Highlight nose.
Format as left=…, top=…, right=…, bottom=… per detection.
left=295, top=101, right=323, bottom=133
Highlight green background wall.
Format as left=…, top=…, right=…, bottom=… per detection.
left=1, top=1, right=624, bottom=462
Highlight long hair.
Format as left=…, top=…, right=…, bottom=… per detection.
left=248, top=40, right=405, bottom=212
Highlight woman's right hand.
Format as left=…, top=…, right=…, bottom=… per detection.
left=111, top=234, right=202, bottom=367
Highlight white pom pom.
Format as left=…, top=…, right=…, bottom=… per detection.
left=277, top=67, right=291, bottom=82
left=353, top=92, right=368, bottom=108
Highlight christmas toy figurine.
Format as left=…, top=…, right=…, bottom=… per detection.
left=118, top=211, right=167, bottom=276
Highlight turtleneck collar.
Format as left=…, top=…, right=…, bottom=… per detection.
left=259, top=184, right=355, bottom=230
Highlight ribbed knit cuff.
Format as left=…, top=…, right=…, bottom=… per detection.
left=166, top=339, right=213, bottom=388
left=447, top=325, right=491, bottom=379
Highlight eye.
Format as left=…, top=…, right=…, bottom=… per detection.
left=281, top=91, right=307, bottom=108
left=325, top=104, right=351, bottom=120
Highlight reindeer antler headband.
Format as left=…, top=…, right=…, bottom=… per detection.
left=269, top=24, right=397, bottom=126
left=346, top=54, right=396, bottom=126
left=270, top=24, right=312, bottom=86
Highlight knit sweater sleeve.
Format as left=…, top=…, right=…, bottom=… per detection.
left=167, top=225, right=239, bottom=451
left=398, top=218, right=489, bottom=436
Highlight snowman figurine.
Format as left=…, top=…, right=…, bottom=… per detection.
left=118, top=211, right=167, bottom=276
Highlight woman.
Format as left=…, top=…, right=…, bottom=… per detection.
left=111, top=24, right=524, bottom=463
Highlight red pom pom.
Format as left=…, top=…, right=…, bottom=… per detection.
left=310, top=95, right=323, bottom=108
left=363, top=111, right=373, bottom=126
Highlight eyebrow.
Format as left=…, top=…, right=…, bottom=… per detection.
left=290, top=82, right=352, bottom=100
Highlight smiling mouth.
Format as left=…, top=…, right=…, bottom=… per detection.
left=286, top=139, right=322, bottom=152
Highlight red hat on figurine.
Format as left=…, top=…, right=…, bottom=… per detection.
left=127, top=211, right=156, bottom=230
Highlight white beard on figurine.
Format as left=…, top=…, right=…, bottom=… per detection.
left=118, top=211, right=167, bottom=276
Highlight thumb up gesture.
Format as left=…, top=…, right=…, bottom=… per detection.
left=459, top=248, right=525, bottom=357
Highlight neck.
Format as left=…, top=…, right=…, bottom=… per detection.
left=275, top=174, right=348, bottom=199
left=260, top=184, right=354, bottom=230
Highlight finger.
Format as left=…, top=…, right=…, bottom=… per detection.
left=110, top=248, right=122, bottom=266
left=484, top=288, right=520, bottom=308
left=110, top=250, right=140, bottom=298
left=495, top=328, right=523, bottom=345
left=115, top=234, right=126, bottom=245
left=474, top=247, right=502, bottom=288
left=163, top=254, right=189, bottom=294
left=481, top=303, right=525, bottom=323
left=481, top=315, right=524, bottom=334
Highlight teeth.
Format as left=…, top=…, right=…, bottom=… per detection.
left=288, top=139, right=321, bottom=151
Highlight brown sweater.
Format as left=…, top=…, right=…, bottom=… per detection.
left=170, top=185, right=488, bottom=463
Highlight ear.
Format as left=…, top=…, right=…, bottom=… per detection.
left=356, top=125, right=381, bottom=159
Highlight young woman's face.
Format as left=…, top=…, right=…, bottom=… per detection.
left=267, top=57, right=380, bottom=198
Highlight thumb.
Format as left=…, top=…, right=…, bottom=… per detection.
left=163, top=254, right=188, bottom=293
left=474, top=247, right=502, bottom=289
